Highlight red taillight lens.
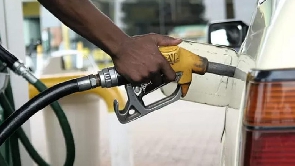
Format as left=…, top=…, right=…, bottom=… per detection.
left=241, top=70, right=295, bottom=166
left=243, top=130, right=295, bottom=166
left=244, top=81, right=295, bottom=127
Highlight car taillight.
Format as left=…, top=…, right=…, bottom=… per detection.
left=240, top=69, right=295, bottom=166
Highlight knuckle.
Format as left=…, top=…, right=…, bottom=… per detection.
left=132, top=71, right=150, bottom=83
left=167, top=73, right=176, bottom=81
left=159, top=59, right=167, bottom=66
left=149, top=68, right=158, bottom=74
left=149, top=66, right=159, bottom=73
left=148, top=32, right=157, bottom=36
left=142, top=71, right=150, bottom=79
left=148, top=33, right=159, bottom=41
left=132, top=76, right=141, bottom=83
left=155, top=57, right=164, bottom=64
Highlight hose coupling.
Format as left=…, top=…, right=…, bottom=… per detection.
left=12, top=61, right=37, bottom=84
left=77, top=74, right=99, bottom=91
left=98, top=67, right=119, bottom=88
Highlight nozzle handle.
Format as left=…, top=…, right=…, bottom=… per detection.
left=116, top=73, right=129, bottom=86
left=98, top=66, right=179, bottom=88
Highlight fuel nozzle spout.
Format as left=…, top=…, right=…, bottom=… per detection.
left=159, top=45, right=248, bottom=97
left=207, top=62, right=247, bottom=81
left=207, top=62, right=236, bottom=77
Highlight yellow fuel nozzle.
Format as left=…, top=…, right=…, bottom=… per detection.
left=159, top=46, right=209, bottom=97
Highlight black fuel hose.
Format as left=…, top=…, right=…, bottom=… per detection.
left=3, top=80, right=22, bottom=166
left=0, top=152, right=8, bottom=166
left=0, top=44, right=76, bottom=166
left=0, top=45, right=18, bottom=68
left=0, top=93, right=49, bottom=166
left=33, top=80, right=75, bottom=166
left=0, top=79, right=79, bottom=146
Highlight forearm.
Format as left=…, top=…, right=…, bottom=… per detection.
left=38, top=0, right=129, bottom=57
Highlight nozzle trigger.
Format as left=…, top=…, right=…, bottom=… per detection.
left=114, top=72, right=182, bottom=124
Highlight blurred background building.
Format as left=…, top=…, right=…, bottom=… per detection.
left=22, top=0, right=256, bottom=71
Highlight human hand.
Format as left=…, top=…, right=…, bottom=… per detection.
left=111, top=33, right=182, bottom=85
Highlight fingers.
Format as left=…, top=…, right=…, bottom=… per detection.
left=130, top=70, right=165, bottom=87
left=160, top=60, right=176, bottom=82
left=150, top=72, right=163, bottom=87
left=131, top=71, right=150, bottom=86
left=132, top=64, right=174, bottom=86
left=150, top=33, right=182, bottom=46
left=113, top=33, right=178, bottom=86
left=150, top=34, right=178, bottom=82
left=149, top=34, right=177, bottom=82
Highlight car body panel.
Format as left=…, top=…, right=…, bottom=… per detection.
left=161, top=41, right=239, bottom=107
left=220, top=0, right=288, bottom=165
left=216, top=0, right=295, bottom=165
left=162, top=0, right=295, bottom=165
left=254, top=0, right=295, bottom=69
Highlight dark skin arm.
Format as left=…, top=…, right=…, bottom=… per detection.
left=37, top=0, right=182, bottom=84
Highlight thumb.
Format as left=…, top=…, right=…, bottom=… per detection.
left=151, top=34, right=182, bottom=46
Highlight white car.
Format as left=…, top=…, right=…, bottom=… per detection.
left=161, top=0, right=295, bottom=165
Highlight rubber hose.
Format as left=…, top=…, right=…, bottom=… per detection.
left=1, top=59, right=47, bottom=165
left=9, top=129, right=21, bottom=166
left=4, top=139, right=10, bottom=165
left=0, top=58, right=22, bottom=166
left=0, top=93, right=49, bottom=166
left=33, top=80, right=76, bottom=166
left=0, top=79, right=79, bottom=149
left=4, top=82, right=15, bottom=109
left=3, top=82, right=22, bottom=166
left=0, top=153, right=8, bottom=166
left=0, top=49, right=76, bottom=166
left=0, top=45, right=17, bottom=68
